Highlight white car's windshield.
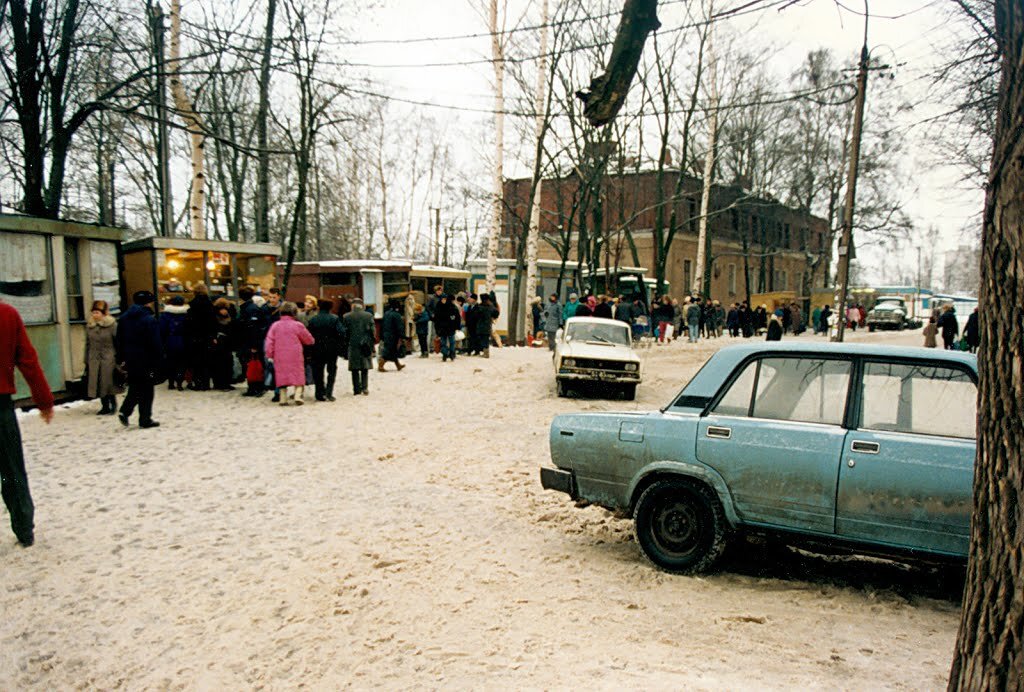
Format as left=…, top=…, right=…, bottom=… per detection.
left=567, top=322, right=630, bottom=346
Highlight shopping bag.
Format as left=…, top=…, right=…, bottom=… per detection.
left=664, top=324, right=674, bottom=340
left=263, top=360, right=275, bottom=388
left=246, top=358, right=264, bottom=383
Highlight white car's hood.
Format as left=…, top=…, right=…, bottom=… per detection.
left=562, top=341, right=638, bottom=362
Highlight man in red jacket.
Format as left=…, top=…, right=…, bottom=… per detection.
left=0, top=301, right=54, bottom=547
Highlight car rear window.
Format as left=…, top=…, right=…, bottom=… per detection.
left=860, top=362, right=976, bottom=439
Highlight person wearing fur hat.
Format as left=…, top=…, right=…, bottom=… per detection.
left=117, top=291, right=164, bottom=429
left=766, top=313, right=783, bottom=341
left=343, top=298, right=375, bottom=395
left=159, top=295, right=189, bottom=391
left=85, top=300, right=119, bottom=415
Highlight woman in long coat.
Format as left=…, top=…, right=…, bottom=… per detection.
left=264, top=302, right=315, bottom=405
left=85, top=300, right=119, bottom=415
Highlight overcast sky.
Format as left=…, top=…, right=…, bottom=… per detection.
left=348, top=0, right=983, bottom=286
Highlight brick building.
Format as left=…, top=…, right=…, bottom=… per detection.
left=502, top=170, right=831, bottom=303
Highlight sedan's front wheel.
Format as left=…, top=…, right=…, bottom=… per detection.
left=633, top=480, right=729, bottom=574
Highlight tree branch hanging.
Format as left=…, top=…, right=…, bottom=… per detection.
left=576, top=0, right=660, bottom=127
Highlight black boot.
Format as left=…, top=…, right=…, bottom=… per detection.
left=97, top=395, right=116, bottom=415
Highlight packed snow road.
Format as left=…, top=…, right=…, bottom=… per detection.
left=1, top=328, right=962, bottom=688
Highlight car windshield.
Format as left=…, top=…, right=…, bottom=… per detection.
left=567, top=322, right=630, bottom=346
left=875, top=300, right=903, bottom=309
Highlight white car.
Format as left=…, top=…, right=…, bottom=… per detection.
left=554, top=317, right=643, bottom=400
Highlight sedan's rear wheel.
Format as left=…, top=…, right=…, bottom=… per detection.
left=633, top=480, right=729, bottom=574
left=556, top=380, right=569, bottom=398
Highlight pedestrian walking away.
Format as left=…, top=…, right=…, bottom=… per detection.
left=343, top=299, right=376, bottom=395
left=85, top=300, right=119, bottom=415
left=264, top=302, right=315, bottom=405
left=117, top=291, right=165, bottom=429
left=0, top=300, right=55, bottom=547
left=937, top=305, right=960, bottom=350
left=923, top=316, right=938, bottom=348
left=379, top=300, right=407, bottom=372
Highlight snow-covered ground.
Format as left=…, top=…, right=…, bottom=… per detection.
left=1, top=328, right=961, bottom=688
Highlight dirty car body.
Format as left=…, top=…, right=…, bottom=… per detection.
left=541, top=342, right=977, bottom=574
left=554, top=317, right=642, bottom=399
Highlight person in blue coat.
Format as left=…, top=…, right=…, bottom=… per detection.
left=159, top=296, right=189, bottom=390
left=117, top=291, right=164, bottom=429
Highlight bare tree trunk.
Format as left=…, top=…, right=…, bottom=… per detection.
left=169, top=0, right=206, bottom=240
left=948, top=1, right=1024, bottom=687
left=255, top=0, right=277, bottom=243
left=693, top=0, right=717, bottom=296
left=485, top=0, right=504, bottom=292
left=523, top=0, right=550, bottom=334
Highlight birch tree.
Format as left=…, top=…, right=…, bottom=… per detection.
left=485, top=0, right=506, bottom=293
left=168, top=0, right=206, bottom=239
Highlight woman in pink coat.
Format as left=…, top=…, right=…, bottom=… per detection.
left=264, top=302, right=315, bottom=405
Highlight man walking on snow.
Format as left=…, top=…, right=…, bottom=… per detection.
left=0, top=301, right=54, bottom=547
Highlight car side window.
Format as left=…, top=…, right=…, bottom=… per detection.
left=711, top=361, right=758, bottom=416
left=752, top=358, right=851, bottom=425
left=860, top=362, right=977, bottom=439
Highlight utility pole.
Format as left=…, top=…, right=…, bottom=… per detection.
left=831, top=37, right=870, bottom=342
left=150, top=4, right=173, bottom=237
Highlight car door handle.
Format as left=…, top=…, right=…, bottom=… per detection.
left=707, top=426, right=732, bottom=439
left=851, top=440, right=880, bottom=454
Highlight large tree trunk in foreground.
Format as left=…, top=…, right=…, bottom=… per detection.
left=169, top=0, right=206, bottom=239
left=948, top=1, right=1024, bottom=688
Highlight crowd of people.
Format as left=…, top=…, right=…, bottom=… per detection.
left=79, top=284, right=508, bottom=427
left=535, top=291, right=825, bottom=346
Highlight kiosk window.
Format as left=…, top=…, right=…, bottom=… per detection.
left=0, top=232, right=53, bottom=324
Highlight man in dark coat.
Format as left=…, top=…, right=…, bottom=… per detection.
left=185, top=283, right=217, bottom=390
left=964, top=308, right=980, bottom=353
left=117, top=291, right=164, bottom=428
left=593, top=296, right=613, bottom=319
left=0, top=301, right=54, bottom=547
left=307, top=299, right=345, bottom=401
left=379, top=299, right=406, bottom=372
left=613, top=295, right=632, bottom=324
left=473, top=293, right=500, bottom=357
left=433, top=294, right=462, bottom=362
left=343, top=299, right=376, bottom=395
left=937, top=305, right=960, bottom=350
left=238, top=287, right=269, bottom=397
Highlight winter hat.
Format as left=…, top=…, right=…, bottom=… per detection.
left=569, top=292, right=578, bottom=301
left=587, top=296, right=597, bottom=308
left=132, top=290, right=156, bottom=305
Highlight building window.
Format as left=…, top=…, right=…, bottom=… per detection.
left=683, top=259, right=692, bottom=292
left=727, top=263, right=737, bottom=295
left=65, top=237, right=84, bottom=322
left=688, top=198, right=698, bottom=233
left=783, top=224, right=791, bottom=249
left=0, top=232, right=53, bottom=324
